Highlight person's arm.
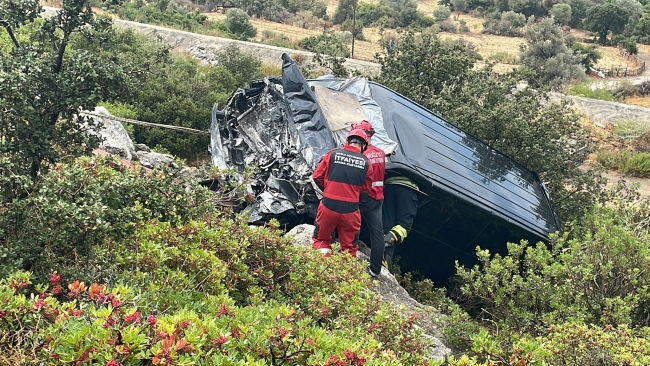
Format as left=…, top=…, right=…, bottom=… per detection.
left=385, top=186, right=419, bottom=244
left=311, top=151, right=331, bottom=192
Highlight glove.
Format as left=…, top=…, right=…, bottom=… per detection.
left=384, top=231, right=397, bottom=246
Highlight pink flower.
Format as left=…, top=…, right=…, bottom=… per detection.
left=147, top=315, right=157, bottom=327
left=33, top=298, right=44, bottom=309
left=107, top=359, right=119, bottom=366
left=124, top=311, right=140, bottom=324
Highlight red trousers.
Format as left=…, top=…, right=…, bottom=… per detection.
left=312, top=202, right=360, bottom=257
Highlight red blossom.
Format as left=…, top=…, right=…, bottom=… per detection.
left=216, top=335, right=227, bottom=345
left=148, top=314, right=157, bottom=327
left=231, top=327, right=240, bottom=339
left=124, top=311, right=141, bottom=324
left=49, top=273, right=61, bottom=285
left=107, top=359, right=119, bottom=366
left=33, top=298, right=45, bottom=310
left=111, top=298, right=121, bottom=308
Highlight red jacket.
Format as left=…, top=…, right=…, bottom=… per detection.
left=363, top=144, right=385, bottom=200
left=312, top=145, right=373, bottom=213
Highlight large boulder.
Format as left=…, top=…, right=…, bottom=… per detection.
left=86, top=107, right=137, bottom=161
left=136, top=150, right=179, bottom=170
left=284, top=224, right=454, bottom=362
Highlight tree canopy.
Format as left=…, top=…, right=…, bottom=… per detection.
left=376, top=31, right=605, bottom=222
left=0, top=0, right=134, bottom=185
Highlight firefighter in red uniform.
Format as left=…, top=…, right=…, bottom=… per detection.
left=311, top=129, right=373, bottom=257
left=352, top=121, right=385, bottom=277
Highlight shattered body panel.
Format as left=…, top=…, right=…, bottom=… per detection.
left=209, top=54, right=561, bottom=284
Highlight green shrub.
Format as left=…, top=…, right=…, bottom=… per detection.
left=596, top=149, right=650, bottom=177
left=567, top=82, right=617, bottom=101
left=127, top=54, right=238, bottom=161
left=433, top=6, right=452, bottom=21
left=454, top=203, right=650, bottom=336
left=216, top=44, right=264, bottom=87
left=225, top=8, right=257, bottom=40
left=0, top=218, right=434, bottom=365
left=0, top=155, right=219, bottom=280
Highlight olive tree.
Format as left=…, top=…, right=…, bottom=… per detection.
left=376, top=31, right=606, bottom=222
left=0, top=0, right=132, bottom=186
left=550, top=3, right=572, bottom=25
left=519, top=17, right=586, bottom=88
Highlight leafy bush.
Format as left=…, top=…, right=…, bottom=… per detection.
left=482, top=11, right=526, bottom=36
left=125, top=54, right=237, bottom=161
left=569, top=41, right=602, bottom=70
left=225, top=8, right=257, bottom=40
left=215, top=44, right=264, bottom=87
left=433, top=6, right=452, bottom=21
left=597, top=150, right=650, bottom=177
left=455, top=203, right=650, bottom=335
left=438, top=19, right=457, bottom=32
left=612, top=79, right=639, bottom=99
left=298, top=32, right=351, bottom=58
left=487, top=51, right=517, bottom=64
left=0, top=155, right=220, bottom=280
left=459, top=19, right=470, bottom=32
left=0, top=218, right=434, bottom=365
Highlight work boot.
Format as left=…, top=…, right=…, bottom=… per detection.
left=366, top=266, right=379, bottom=278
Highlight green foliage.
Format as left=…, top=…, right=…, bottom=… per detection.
left=584, top=1, right=638, bottom=44
left=225, top=8, right=257, bottom=40
left=567, top=81, right=617, bottom=101
left=356, top=2, right=395, bottom=26
left=0, top=155, right=220, bottom=280
left=116, top=2, right=229, bottom=34
left=487, top=51, right=517, bottom=63
left=434, top=6, right=452, bottom=20
left=597, top=149, right=650, bottom=177
left=376, top=30, right=605, bottom=223
left=456, top=202, right=650, bottom=335
left=127, top=54, right=237, bottom=161
left=519, top=17, right=586, bottom=88
left=550, top=3, right=572, bottom=25
left=612, top=118, right=650, bottom=140
left=0, top=217, right=434, bottom=364
left=215, top=44, right=264, bottom=87
left=299, top=32, right=351, bottom=77
left=333, top=0, right=359, bottom=24
left=0, top=1, right=133, bottom=182
left=482, top=11, right=526, bottom=37
left=569, top=41, right=602, bottom=70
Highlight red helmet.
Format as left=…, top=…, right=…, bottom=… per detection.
left=352, top=120, right=375, bottom=136
left=346, top=128, right=369, bottom=146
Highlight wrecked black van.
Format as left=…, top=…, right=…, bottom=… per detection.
left=207, top=54, right=561, bottom=284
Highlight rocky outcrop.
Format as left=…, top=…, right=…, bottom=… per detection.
left=284, top=224, right=453, bottom=362
left=86, top=107, right=138, bottom=161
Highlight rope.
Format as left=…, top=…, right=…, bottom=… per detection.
left=81, top=111, right=211, bottom=136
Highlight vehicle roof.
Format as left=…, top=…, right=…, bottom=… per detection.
left=308, top=77, right=561, bottom=240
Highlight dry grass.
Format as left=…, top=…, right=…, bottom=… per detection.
left=594, top=46, right=634, bottom=69
left=40, top=0, right=62, bottom=6
left=624, top=96, right=650, bottom=109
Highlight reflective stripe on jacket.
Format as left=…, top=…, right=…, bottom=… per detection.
left=363, top=144, right=385, bottom=200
